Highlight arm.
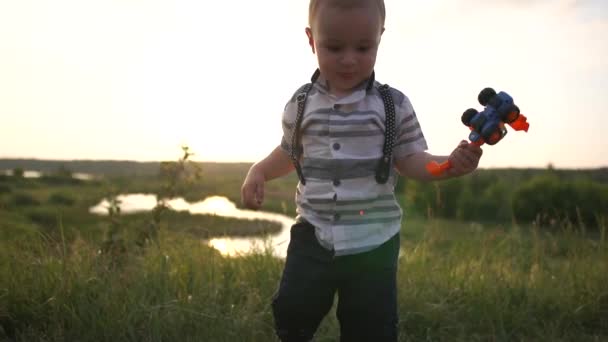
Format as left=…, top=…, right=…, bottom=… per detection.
left=395, top=140, right=483, bottom=182
left=241, top=145, right=295, bottom=210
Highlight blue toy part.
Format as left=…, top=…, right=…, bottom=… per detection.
left=467, top=109, right=506, bottom=145
left=462, top=87, right=519, bottom=145
left=479, top=88, right=520, bottom=124
left=468, top=130, right=482, bottom=143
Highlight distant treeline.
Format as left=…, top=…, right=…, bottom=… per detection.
left=398, top=167, right=608, bottom=229
left=0, top=159, right=253, bottom=177
left=1, top=159, right=607, bottom=229
left=2, top=158, right=607, bottom=183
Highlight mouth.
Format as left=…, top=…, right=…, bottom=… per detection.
left=337, top=72, right=356, bottom=80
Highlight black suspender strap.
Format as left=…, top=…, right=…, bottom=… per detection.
left=376, top=84, right=396, bottom=184
left=290, top=84, right=312, bottom=185
left=290, top=72, right=395, bottom=185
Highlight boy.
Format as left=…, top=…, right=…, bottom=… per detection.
left=241, top=0, right=483, bottom=340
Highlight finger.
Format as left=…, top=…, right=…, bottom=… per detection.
left=461, top=151, right=480, bottom=170
left=240, top=183, right=248, bottom=205
left=449, top=150, right=476, bottom=175
left=242, top=183, right=259, bottom=209
left=454, top=144, right=480, bottom=164
left=255, top=182, right=265, bottom=205
left=464, top=144, right=483, bottom=157
left=457, top=140, right=469, bottom=148
left=448, top=152, right=465, bottom=172
left=461, top=149, right=478, bottom=165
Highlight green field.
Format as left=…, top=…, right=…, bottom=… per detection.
left=0, top=160, right=607, bottom=341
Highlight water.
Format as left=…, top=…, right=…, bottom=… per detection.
left=1, top=170, right=42, bottom=178
left=1, top=170, right=94, bottom=180
left=90, top=194, right=294, bottom=257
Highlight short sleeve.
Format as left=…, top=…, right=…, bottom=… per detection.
left=391, top=89, right=428, bottom=158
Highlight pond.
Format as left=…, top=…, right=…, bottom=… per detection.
left=90, top=194, right=294, bottom=258
left=1, top=170, right=43, bottom=178
left=1, top=170, right=95, bottom=180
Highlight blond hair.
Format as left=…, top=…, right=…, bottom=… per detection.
left=308, top=0, right=386, bottom=27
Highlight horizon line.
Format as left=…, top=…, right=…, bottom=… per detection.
left=0, top=157, right=606, bottom=170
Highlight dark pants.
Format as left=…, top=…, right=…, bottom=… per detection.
left=271, top=220, right=400, bottom=342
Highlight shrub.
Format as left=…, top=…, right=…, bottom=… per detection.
left=47, top=192, right=76, bottom=206
left=0, top=184, right=11, bottom=194
left=512, top=175, right=608, bottom=229
left=11, top=193, right=40, bottom=207
left=26, top=208, right=58, bottom=227
left=12, top=167, right=24, bottom=178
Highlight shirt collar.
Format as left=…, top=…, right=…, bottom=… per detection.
left=310, top=68, right=376, bottom=98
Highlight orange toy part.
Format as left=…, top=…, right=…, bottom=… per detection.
left=425, top=160, right=452, bottom=176
left=508, top=113, right=529, bottom=132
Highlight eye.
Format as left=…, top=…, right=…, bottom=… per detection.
left=326, top=46, right=342, bottom=53
left=357, top=46, right=371, bottom=53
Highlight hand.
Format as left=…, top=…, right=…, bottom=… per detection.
left=446, top=140, right=483, bottom=176
left=241, top=166, right=265, bottom=210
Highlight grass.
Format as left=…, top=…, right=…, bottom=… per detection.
left=0, top=232, right=282, bottom=341
left=0, top=173, right=607, bottom=341
left=394, top=219, right=608, bottom=341
left=1, top=218, right=606, bottom=341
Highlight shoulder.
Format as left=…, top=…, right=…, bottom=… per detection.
left=369, top=82, right=406, bottom=104
left=282, top=83, right=314, bottom=121
left=389, top=87, right=408, bottom=107
left=285, top=83, right=318, bottom=107
left=371, top=82, right=413, bottom=113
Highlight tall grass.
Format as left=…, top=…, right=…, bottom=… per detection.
left=1, top=218, right=607, bottom=341
left=395, top=219, right=608, bottom=341
left=1, top=230, right=282, bottom=342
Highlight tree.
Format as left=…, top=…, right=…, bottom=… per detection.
left=12, top=168, right=24, bottom=178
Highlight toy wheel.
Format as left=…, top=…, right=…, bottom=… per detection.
left=478, top=88, right=496, bottom=106
left=486, top=131, right=502, bottom=145
left=461, top=108, right=478, bottom=126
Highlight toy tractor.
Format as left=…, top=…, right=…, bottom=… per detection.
left=426, top=87, right=529, bottom=176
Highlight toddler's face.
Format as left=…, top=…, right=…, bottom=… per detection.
left=308, top=4, right=383, bottom=97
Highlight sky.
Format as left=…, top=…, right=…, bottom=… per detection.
left=1, top=0, right=607, bottom=169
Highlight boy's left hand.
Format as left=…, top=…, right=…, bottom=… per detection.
left=446, top=140, right=483, bottom=176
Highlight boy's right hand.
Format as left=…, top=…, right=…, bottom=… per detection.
left=241, top=167, right=265, bottom=210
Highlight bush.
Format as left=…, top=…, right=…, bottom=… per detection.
left=404, top=175, right=514, bottom=223
left=24, top=208, right=78, bottom=242
left=39, top=176, right=82, bottom=186
left=12, top=167, right=24, bottom=178
left=512, top=175, right=608, bottom=229
left=11, top=193, right=40, bottom=207
left=476, top=180, right=513, bottom=222
left=26, top=208, right=58, bottom=227
left=0, top=184, right=11, bottom=194
left=47, top=192, right=76, bottom=206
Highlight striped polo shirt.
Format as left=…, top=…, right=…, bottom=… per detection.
left=280, top=71, right=428, bottom=256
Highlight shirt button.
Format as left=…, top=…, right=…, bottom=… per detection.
left=333, top=179, right=341, bottom=186
left=333, top=104, right=340, bottom=110
left=333, top=193, right=338, bottom=201
left=332, top=143, right=341, bottom=151
left=334, top=213, right=341, bottom=221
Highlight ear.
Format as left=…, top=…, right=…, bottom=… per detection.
left=381, top=27, right=385, bottom=35
left=305, top=27, right=315, bottom=53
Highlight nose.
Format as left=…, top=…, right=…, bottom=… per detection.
left=339, top=50, right=357, bottom=66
